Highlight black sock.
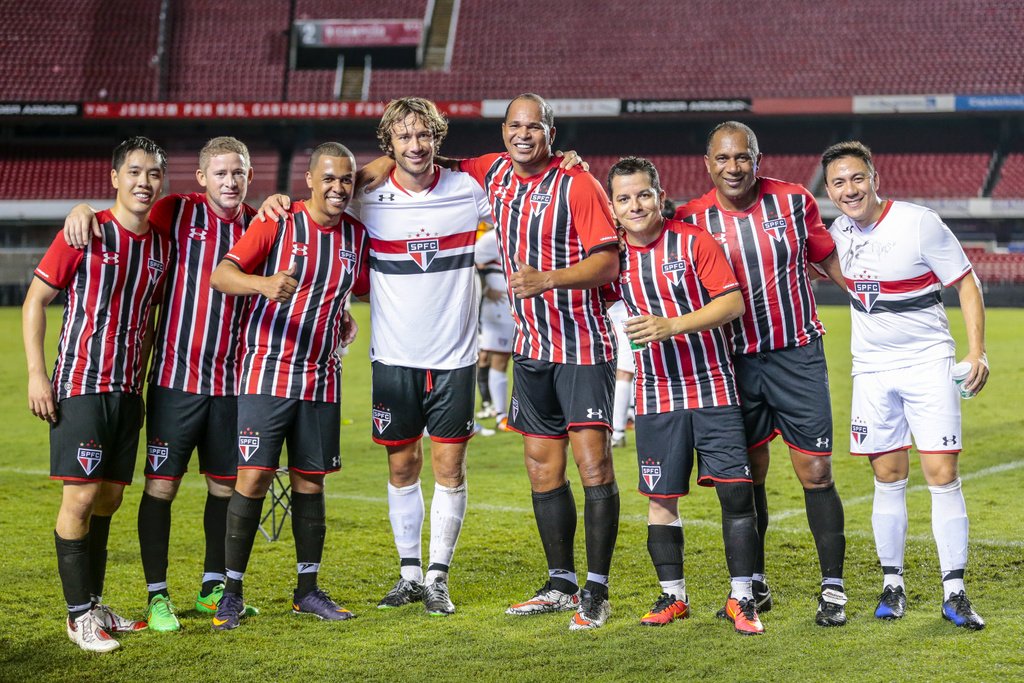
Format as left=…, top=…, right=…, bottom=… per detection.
left=291, top=491, right=326, bottom=598
left=224, top=491, right=265, bottom=596
left=583, top=482, right=619, bottom=594
left=55, top=532, right=92, bottom=619
left=87, top=515, right=112, bottom=602
left=752, top=483, right=768, bottom=575
left=138, top=493, right=173, bottom=601
left=804, top=483, right=846, bottom=582
left=646, top=524, right=683, bottom=583
left=477, top=366, right=491, bottom=405
left=717, top=482, right=758, bottom=579
left=531, top=482, right=577, bottom=594
left=203, top=492, right=231, bottom=594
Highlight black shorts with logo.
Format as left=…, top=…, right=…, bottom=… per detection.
left=145, top=385, right=238, bottom=481
left=508, top=356, right=614, bottom=438
left=634, top=405, right=751, bottom=498
left=50, top=392, right=143, bottom=485
left=236, top=394, right=341, bottom=475
left=370, top=362, right=476, bottom=446
left=733, top=337, right=834, bottom=455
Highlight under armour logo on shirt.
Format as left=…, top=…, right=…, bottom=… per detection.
left=816, top=437, right=830, bottom=448
left=587, top=408, right=603, bottom=419
left=943, top=435, right=958, bottom=446
left=378, top=193, right=395, bottom=202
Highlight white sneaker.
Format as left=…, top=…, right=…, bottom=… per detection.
left=91, top=603, right=147, bottom=632
left=506, top=581, right=581, bottom=615
left=67, top=611, right=119, bottom=652
left=476, top=403, right=496, bottom=419
left=569, top=589, right=611, bottom=631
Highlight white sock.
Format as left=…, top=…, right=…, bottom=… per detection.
left=730, top=577, right=753, bottom=602
left=929, top=478, right=969, bottom=598
left=660, top=579, right=687, bottom=602
left=388, top=480, right=424, bottom=582
left=613, top=379, right=632, bottom=433
left=428, top=482, right=467, bottom=576
left=872, top=478, right=908, bottom=589
left=488, top=368, right=508, bottom=417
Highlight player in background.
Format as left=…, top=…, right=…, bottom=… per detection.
left=474, top=224, right=515, bottom=431
left=821, top=141, right=988, bottom=630
left=208, top=142, right=369, bottom=630
left=61, top=137, right=277, bottom=630
left=608, top=157, right=763, bottom=635
left=676, top=121, right=849, bottom=627
left=23, top=136, right=169, bottom=651
left=606, top=300, right=636, bottom=448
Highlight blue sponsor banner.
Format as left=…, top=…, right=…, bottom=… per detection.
left=955, top=94, right=1024, bottom=111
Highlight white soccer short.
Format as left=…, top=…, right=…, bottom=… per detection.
left=479, top=298, right=515, bottom=353
left=849, top=356, right=962, bottom=456
left=607, top=301, right=636, bottom=374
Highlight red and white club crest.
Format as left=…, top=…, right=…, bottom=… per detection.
left=338, top=248, right=356, bottom=273
left=661, top=260, right=687, bottom=285
left=372, top=408, right=392, bottom=433
left=529, top=191, right=552, bottom=215
left=406, top=238, right=439, bottom=271
left=854, top=280, right=880, bottom=312
left=77, top=447, right=102, bottom=475
left=851, top=419, right=868, bottom=445
left=147, top=443, right=169, bottom=471
left=238, top=434, right=260, bottom=462
left=641, top=460, right=662, bottom=490
left=761, top=218, right=787, bottom=241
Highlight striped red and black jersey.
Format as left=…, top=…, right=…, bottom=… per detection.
left=33, top=210, right=170, bottom=400
left=223, top=202, right=369, bottom=402
left=148, top=193, right=255, bottom=396
left=459, top=153, right=619, bottom=365
left=675, top=178, right=835, bottom=355
left=611, top=219, right=741, bottom=415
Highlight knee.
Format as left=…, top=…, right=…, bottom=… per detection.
left=144, top=477, right=179, bottom=501
left=92, top=487, right=124, bottom=516
left=716, top=482, right=755, bottom=519
left=235, top=470, right=273, bottom=497
left=798, top=457, right=834, bottom=489
left=290, top=472, right=324, bottom=495
left=206, top=477, right=235, bottom=498
left=432, top=451, right=466, bottom=487
left=389, top=450, right=423, bottom=486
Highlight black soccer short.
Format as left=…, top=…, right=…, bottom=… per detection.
left=634, top=405, right=751, bottom=498
left=370, top=362, right=476, bottom=446
left=50, top=392, right=143, bottom=485
left=508, top=356, right=614, bottom=438
left=145, top=385, right=238, bottom=481
left=733, top=337, right=834, bottom=456
left=236, top=394, right=341, bottom=475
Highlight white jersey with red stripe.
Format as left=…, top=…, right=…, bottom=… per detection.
left=459, top=153, right=619, bottom=365
left=148, top=193, right=255, bottom=396
left=611, top=219, right=742, bottom=414
left=349, top=166, right=491, bottom=369
left=33, top=210, right=170, bottom=400
left=829, top=200, right=972, bottom=374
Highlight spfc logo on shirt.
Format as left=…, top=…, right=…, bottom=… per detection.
left=77, top=447, right=102, bottom=475
left=529, top=192, right=552, bottom=215
left=101, top=252, right=119, bottom=265
left=238, top=431, right=260, bottom=462
left=407, top=238, right=439, bottom=271
left=662, top=260, right=687, bottom=285
left=147, top=258, right=164, bottom=277
left=147, top=443, right=169, bottom=471
left=761, top=218, right=787, bottom=241
left=854, top=280, right=880, bottom=312
left=641, top=458, right=662, bottom=490
left=372, top=408, right=392, bottom=434
left=851, top=418, right=868, bottom=445
left=292, top=243, right=308, bottom=257
left=338, top=248, right=357, bottom=273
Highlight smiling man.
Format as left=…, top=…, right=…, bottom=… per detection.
left=676, top=121, right=850, bottom=627
left=208, top=142, right=370, bottom=630
left=24, top=136, right=170, bottom=652
left=821, top=140, right=988, bottom=630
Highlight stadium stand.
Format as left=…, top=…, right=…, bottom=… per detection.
left=295, top=0, right=427, bottom=20
left=992, top=153, right=1024, bottom=199
left=164, top=148, right=281, bottom=202
left=871, top=153, right=990, bottom=198
left=0, top=154, right=111, bottom=200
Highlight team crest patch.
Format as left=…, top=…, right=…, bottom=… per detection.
left=238, top=428, right=260, bottom=462
left=761, top=218, right=787, bottom=240
left=407, top=234, right=439, bottom=271
left=147, top=440, right=169, bottom=471
left=338, top=248, right=357, bottom=273
left=641, top=458, right=662, bottom=490
left=510, top=397, right=520, bottom=422
left=854, top=280, right=880, bottom=312
left=372, top=405, right=392, bottom=434
left=147, top=258, right=164, bottom=274
left=851, top=417, right=868, bottom=446
left=662, top=260, right=687, bottom=285
left=529, top=192, right=552, bottom=215
left=77, top=440, right=102, bottom=475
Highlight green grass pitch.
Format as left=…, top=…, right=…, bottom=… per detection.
left=1, top=303, right=1022, bottom=682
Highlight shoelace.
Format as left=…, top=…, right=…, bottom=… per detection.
left=651, top=593, right=677, bottom=612
left=948, top=591, right=973, bottom=614
left=739, top=598, right=758, bottom=621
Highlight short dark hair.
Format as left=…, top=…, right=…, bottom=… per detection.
left=706, top=121, right=759, bottom=157
left=505, top=93, right=554, bottom=129
left=607, top=156, right=662, bottom=195
left=112, top=136, right=166, bottom=173
left=821, top=140, right=875, bottom=179
left=308, top=141, right=354, bottom=172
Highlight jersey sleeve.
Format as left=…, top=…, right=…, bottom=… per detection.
left=803, top=193, right=836, bottom=263
left=918, top=209, right=972, bottom=286
left=147, top=195, right=182, bottom=237
left=568, top=173, right=619, bottom=255
left=223, top=215, right=279, bottom=273
left=472, top=178, right=492, bottom=223
left=691, top=228, right=741, bottom=298
left=352, top=224, right=371, bottom=298
left=458, top=153, right=502, bottom=189
left=33, top=229, right=86, bottom=290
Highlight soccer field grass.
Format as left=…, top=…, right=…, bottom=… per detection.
left=1, top=303, right=1022, bottom=682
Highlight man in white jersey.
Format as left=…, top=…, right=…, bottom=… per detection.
left=474, top=225, right=515, bottom=430
left=821, top=141, right=988, bottom=630
left=261, top=98, right=491, bottom=616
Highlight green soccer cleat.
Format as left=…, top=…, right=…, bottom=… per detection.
left=196, top=583, right=259, bottom=617
left=146, top=594, right=181, bottom=632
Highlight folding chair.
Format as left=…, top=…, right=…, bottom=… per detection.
left=258, top=468, right=292, bottom=541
